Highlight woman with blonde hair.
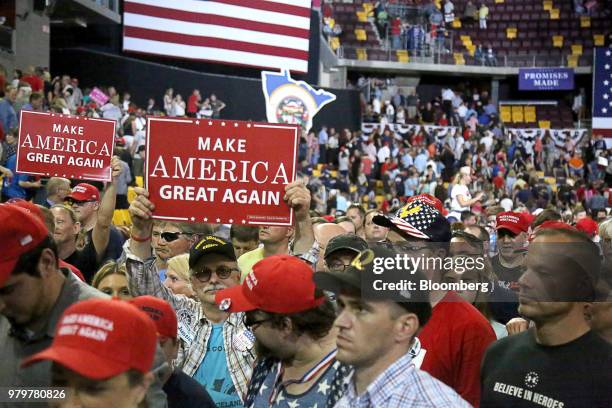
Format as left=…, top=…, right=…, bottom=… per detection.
left=164, top=254, right=196, bottom=298
left=449, top=166, right=484, bottom=220
left=92, top=261, right=132, bottom=300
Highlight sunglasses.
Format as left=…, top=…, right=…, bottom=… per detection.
left=160, top=232, right=188, bottom=242
left=191, top=266, right=238, bottom=283
left=65, top=199, right=96, bottom=206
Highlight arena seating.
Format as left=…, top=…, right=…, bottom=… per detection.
left=325, top=0, right=609, bottom=67
left=499, top=103, right=574, bottom=128
left=450, top=0, right=609, bottom=67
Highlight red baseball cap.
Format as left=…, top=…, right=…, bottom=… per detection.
left=129, top=296, right=178, bottom=339
left=496, top=211, right=529, bottom=235
left=23, top=298, right=157, bottom=379
left=6, top=199, right=45, bottom=220
left=0, top=204, right=49, bottom=287
left=575, top=217, right=599, bottom=237
left=214, top=255, right=325, bottom=314
left=67, top=183, right=100, bottom=202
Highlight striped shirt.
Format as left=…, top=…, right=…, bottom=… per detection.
left=123, top=242, right=255, bottom=401
left=334, top=351, right=472, bottom=408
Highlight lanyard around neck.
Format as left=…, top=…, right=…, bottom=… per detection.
left=268, top=348, right=337, bottom=404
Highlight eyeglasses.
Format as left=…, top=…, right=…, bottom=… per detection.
left=242, top=314, right=272, bottom=330
left=325, top=261, right=351, bottom=272
left=191, top=266, right=238, bottom=283
left=160, top=232, right=188, bottom=242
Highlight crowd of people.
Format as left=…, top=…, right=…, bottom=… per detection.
left=0, top=64, right=611, bottom=407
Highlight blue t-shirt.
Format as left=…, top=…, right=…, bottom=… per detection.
left=193, top=323, right=243, bottom=407
left=2, top=155, right=29, bottom=199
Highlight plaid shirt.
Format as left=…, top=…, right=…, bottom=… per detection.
left=123, top=243, right=255, bottom=401
left=334, top=351, right=472, bottom=408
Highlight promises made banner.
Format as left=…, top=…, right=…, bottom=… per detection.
left=518, top=68, right=574, bottom=91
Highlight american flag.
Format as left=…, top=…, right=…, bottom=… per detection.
left=593, top=46, right=612, bottom=137
left=123, top=0, right=312, bottom=73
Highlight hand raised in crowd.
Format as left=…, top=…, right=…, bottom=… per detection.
left=506, top=317, right=529, bottom=335
left=129, top=187, right=155, bottom=232
left=284, top=180, right=311, bottom=221
left=111, top=155, right=123, bottom=181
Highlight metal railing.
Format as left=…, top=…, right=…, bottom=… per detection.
left=336, top=43, right=588, bottom=68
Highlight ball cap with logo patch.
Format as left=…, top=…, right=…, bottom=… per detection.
left=0, top=204, right=49, bottom=288
left=214, top=255, right=325, bottom=314
left=324, top=233, right=369, bottom=259
left=189, top=235, right=237, bottom=269
left=66, top=183, right=100, bottom=202
left=496, top=211, right=530, bottom=235
left=23, top=298, right=158, bottom=379
left=129, top=295, right=178, bottom=339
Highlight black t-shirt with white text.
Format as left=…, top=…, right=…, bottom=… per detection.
left=481, top=329, right=612, bottom=408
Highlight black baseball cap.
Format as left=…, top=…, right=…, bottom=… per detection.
left=189, top=236, right=237, bottom=269
left=324, top=234, right=369, bottom=260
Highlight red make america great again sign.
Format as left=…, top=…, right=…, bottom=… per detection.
left=16, top=111, right=116, bottom=181
left=146, top=118, right=299, bottom=226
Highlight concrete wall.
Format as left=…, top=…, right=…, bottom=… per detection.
left=0, top=0, right=50, bottom=76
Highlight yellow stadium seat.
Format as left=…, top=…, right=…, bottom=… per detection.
left=127, top=187, right=137, bottom=203
left=460, top=35, right=471, bottom=42
left=453, top=52, right=465, bottom=65
left=594, top=34, right=605, bottom=46
left=357, top=48, right=368, bottom=60
left=552, top=35, right=563, bottom=47
left=350, top=185, right=358, bottom=193
left=452, top=18, right=462, bottom=28
left=580, top=16, right=591, bottom=27
left=396, top=50, right=409, bottom=63
left=550, top=8, right=559, bottom=19
left=495, top=0, right=504, bottom=3
left=543, top=0, right=553, bottom=11
left=363, top=3, right=374, bottom=16
left=330, top=170, right=338, bottom=178
left=511, top=106, right=524, bottom=123
left=312, top=169, right=321, bottom=177
left=500, top=106, right=512, bottom=123
left=375, top=195, right=385, bottom=208
left=567, top=55, right=578, bottom=68
left=356, top=11, right=368, bottom=22
left=539, top=120, right=551, bottom=129
left=506, top=27, right=517, bottom=39
left=112, top=210, right=132, bottom=226
left=355, top=29, right=367, bottom=41
left=571, top=44, right=583, bottom=55
left=135, top=176, right=144, bottom=188
left=524, top=105, right=537, bottom=122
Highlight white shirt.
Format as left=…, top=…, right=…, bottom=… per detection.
left=377, top=145, right=391, bottom=163
left=480, top=134, right=493, bottom=153
left=372, top=98, right=381, bottom=114
left=442, top=88, right=455, bottom=101
left=451, top=184, right=471, bottom=212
